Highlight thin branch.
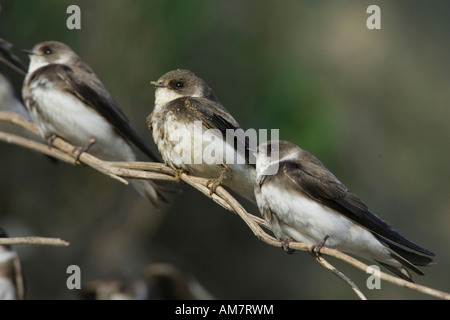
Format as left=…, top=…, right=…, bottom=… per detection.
left=0, top=111, right=448, bottom=300
left=0, top=237, right=69, bottom=246
left=314, top=256, right=367, bottom=300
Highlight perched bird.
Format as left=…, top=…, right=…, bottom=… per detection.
left=0, top=228, right=24, bottom=300
left=254, top=140, right=435, bottom=281
left=22, top=41, right=165, bottom=207
left=147, top=69, right=256, bottom=203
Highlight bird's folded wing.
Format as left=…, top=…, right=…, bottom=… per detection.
left=282, top=155, right=434, bottom=256
left=36, top=63, right=160, bottom=161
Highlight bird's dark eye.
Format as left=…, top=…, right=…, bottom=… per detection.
left=43, top=47, right=52, bottom=55
left=169, top=79, right=185, bottom=89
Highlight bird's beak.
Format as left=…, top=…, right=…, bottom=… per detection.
left=22, top=49, right=35, bottom=55
left=150, top=81, right=166, bottom=88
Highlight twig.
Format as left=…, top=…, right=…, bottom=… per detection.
left=314, top=256, right=367, bottom=300
left=316, top=246, right=450, bottom=300
left=0, top=111, right=448, bottom=299
left=0, top=234, right=69, bottom=300
left=0, top=130, right=77, bottom=164
left=0, top=237, right=69, bottom=246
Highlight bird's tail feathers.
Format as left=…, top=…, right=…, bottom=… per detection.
left=375, top=235, right=436, bottom=282
left=375, top=261, right=413, bottom=282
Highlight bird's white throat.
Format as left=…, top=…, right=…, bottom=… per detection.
left=154, top=87, right=204, bottom=109
left=27, top=56, right=70, bottom=74
left=154, top=87, right=184, bottom=108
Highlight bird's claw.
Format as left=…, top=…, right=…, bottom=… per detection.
left=73, top=138, right=96, bottom=163
left=206, top=166, right=227, bottom=197
left=311, top=235, right=330, bottom=260
left=281, top=238, right=295, bottom=254
left=45, top=134, right=58, bottom=146
left=174, top=168, right=187, bottom=183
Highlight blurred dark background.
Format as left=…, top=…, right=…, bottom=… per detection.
left=0, top=0, right=449, bottom=299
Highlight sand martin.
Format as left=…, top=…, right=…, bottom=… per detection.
left=254, top=140, right=435, bottom=281
left=0, top=228, right=24, bottom=300
left=22, top=41, right=165, bottom=207
left=147, top=69, right=256, bottom=203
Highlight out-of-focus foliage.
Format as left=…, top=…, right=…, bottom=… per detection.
left=0, top=1, right=448, bottom=299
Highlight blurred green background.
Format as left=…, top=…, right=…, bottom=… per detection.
left=0, top=0, right=449, bottom=299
